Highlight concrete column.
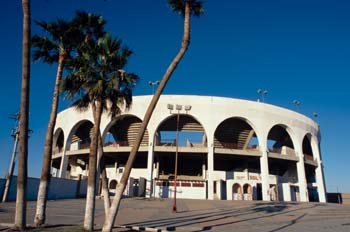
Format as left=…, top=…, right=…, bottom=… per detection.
left=260, top=149, right=270, bottom=201
left=296, top=151, right=308, bottom=202
left=314, top=144, right=327, bottom=203
left=146, top=132, right=154, bottom=198
left=59, top=152, right=69, bottom=178
left=207, top=145, right=214, bottom=200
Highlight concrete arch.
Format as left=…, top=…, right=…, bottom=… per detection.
left=109, top=179, right=118, bottom=190
left=102, top=114, right=142, bottom=140
left=53, top=128, right=64, bottom=155
left=302, top=133, right=314, bottom=158
left=266, top=124, right=297, bottom=155
left=65, top=119, right=94, bottom=151
left=243, top=183, right=252, bottom=194
left=214, top=116, right=260, bottom=150
left=154, top=113, right=208, bottom=147
left=232, top=183, right=242, bottom=194
left=101, top=114, right=149, bottom=147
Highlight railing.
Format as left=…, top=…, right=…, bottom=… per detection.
left=53, top=147, right=63, bottom=154
left=268, top=147, right=282, bottom=154
left=304, top=154, right=316, bottom=162
left=104, top=141, right=129, bottom=147
left=156, top=139, right=206, bottom=147
left=217, top=142, right=258, bottom=150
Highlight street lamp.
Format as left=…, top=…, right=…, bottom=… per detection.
left=293, top=100, right=301, bottom=110
left=148, top=80, right=160, bottom=94
left=167, top=103, right=191, bottom=213
left=257, top=89, right=268, bottom=102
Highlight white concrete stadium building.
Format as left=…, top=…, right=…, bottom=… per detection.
left=51, top=95, right=326, bottom=203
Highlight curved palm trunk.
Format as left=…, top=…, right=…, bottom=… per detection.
left=34, top=54, right=65, bottom=226
left=102, top=2, right=191, bottom=231
left=84, top=101, right=103, bottom=231
left=15, top=0, right=30, bottom=229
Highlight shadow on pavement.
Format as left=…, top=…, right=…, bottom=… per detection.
left=124, top=202, right=317, bottom=232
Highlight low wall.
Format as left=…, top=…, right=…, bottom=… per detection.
left=342, top=193, right=350, bottom=205
left=0, top=178, right=5, bottom=198
left=0, top=176, right=87, bottom=202
left=327, top=192, right=350, bottom=205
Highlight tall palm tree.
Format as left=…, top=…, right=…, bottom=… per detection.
left=15, top=0, right=30, bottom=229
left=61, top=33, right=138, bottom=231
left=32, top=12, right=106, bottom=226
left=102, top=1, right=203, bottom=231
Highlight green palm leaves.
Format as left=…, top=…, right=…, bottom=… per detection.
left=168, top=0, right=204, bottom=17
left=62, top=33, right=138, bottom=118
left=32, top=11, right=106, bottom=65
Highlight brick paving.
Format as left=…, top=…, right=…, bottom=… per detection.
left=1, top=198, right=350, bottom=231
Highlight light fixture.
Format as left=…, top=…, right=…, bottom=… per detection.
left=167, top=104, right=174, bottom=110
left=184, top=105, right=192, bottom=111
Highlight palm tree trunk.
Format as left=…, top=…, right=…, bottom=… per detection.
left=15, top=0, right=30, bottom=229
left=84, top=101, right=103, bottom=231
left=102, top=2, right=191, bottom=231
left=34, top=54, right=65, bottom=226
left=97, top=135, right=111, bottom=216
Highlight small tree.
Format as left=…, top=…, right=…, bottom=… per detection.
left=102, top=1, right=203, bottom=231
left=61, top=33, right=138, bottom=231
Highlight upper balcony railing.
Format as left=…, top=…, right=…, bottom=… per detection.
left=304, top=154, right=316, bottom=162
left=268, top=146, right=296, bottom=156
left=156, top=139, right=207, bottom=148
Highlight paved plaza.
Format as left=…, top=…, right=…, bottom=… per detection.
left=1, top=198, right=350, bottom=231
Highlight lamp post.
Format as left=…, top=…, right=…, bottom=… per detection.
left=293, top=100, right=301, bottom=110
left=257, top=89, right=268, bottom=102
left=167, top=103, right=191, bottom=213
left=148, top=80, right=160, bottom=94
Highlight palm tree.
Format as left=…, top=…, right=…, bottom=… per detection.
left=102, top=1, right=204, bottom=231
left=61, top=33, right=138, bottom=231
left=15, top=0, right=30, bottom=229
left=32, top=12, right=106, bottom=226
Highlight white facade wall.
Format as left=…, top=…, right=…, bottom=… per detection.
left=53, top=95, right=326, bottom=202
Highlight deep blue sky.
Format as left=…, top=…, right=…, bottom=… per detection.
left=0, top=0, right=349, bottom=193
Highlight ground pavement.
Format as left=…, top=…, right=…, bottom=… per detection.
left=1, top=198, right=350, bottom=231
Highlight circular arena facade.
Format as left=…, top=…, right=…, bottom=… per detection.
left=51, top=95, right=326, bottom=203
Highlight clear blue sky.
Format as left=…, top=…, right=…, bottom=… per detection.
left=0, top=0, right=349, bottom=193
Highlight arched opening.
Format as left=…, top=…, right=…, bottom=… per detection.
left=243, top=183, right=251, bottom=194
left=232, top=183, right=242, bottom=200
left=302, top=135, right=314, bottom=160
left=68, top=121, right=94, bottom=151
left=154, top=114, right=207, bottom=183
left=213, top=118, right=261, bottom=197
left=156, top=114, right=207, bottom=148
left=53, top=128, right=64, bottom=154
left=103, top=115, right=149, bottom=147
left=51, top=128, right=64, bottom=177
left=109, top=179, right=118, bottom=190
left=102, top=115, right=149, bottom=174
left=267, top=125, right=295, bottom=156
left=267, top=125, right=298, bottom=201
left=214, top=118, right=259, bottom=150
left=243, top=183, right=253, bottom=201
left=64, top=120, right=93, bottom=179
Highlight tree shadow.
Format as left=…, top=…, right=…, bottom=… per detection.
left=268, top=213, right=307, bottom=232
left=122, top=202, right=317, bottom=232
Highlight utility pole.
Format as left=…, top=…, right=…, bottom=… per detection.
left=2, top=113, right=20, bottom=202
